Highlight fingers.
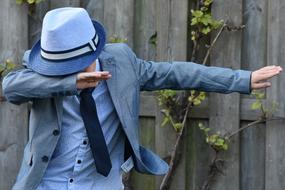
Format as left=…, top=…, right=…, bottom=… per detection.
left=77, top=71, right=112, bottom=81
left=257, top=68, right=282, bottom=81
left=252, top=82, right=271, bottom=90
left=251, top=65, right=282, bottom=90
left=253, top=65, right=282, bottom=82
left=258, top=65, right=281, bottom=72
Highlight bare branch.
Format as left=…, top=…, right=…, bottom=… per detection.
left=202, top=23, right=226, bottom=65
left=159, top=102, right=191, bottom=190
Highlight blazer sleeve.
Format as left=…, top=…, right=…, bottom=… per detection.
left=122, top=44, right=252, bottom=94
left=2, top=51, right=78, bottom=105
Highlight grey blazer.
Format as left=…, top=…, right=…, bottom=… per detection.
left=2, top=43, right=251, bottom=190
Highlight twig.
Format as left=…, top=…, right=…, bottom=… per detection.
left=201, top=150, right=218, bottom=190
left=160, top=102, right=191, bottom=190
left=191, top=39, right=199, bottom=62
left=227, top=117, right=285, bottom=139
left=202, top=23, right=226, bottom=65
left=227, top=118, right=265, bottom=139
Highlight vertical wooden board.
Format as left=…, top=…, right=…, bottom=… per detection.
left=129, top=117, right=156, bottom=190
left=209, top=0, right=242, bottom=189
left=50, top=0, right=80, bottom=9
left=242, top=0, right=267, bottom=70
left=103, top=0, right=134, bottom=47
left=155, top=0, right=189, bottom=189
left=266, top=0, right=285, bottom=189
left=156, top=0, right=188, bottom=61
left=0, top=1, right=28, bottom=190
left=240, top=122, right=265, bottom=190
left=133, top=0, right=156, bottom=60
left=240, top=0, right=267, bottom=189
left=28, top=0, right=50, bottom=47
left=84, top=0, right=105, bottom=23
left=185, top=120, right=212, bottom=190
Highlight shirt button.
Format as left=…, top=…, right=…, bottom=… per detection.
left=83, top=140, right=87, bottom=145
left=69, top=178, right=74, bottom=183
left=41, top=155, right=49, bottom=163
left=77, top=160, right=82, bottom=164
left=52, top=129, right=60, bottom=136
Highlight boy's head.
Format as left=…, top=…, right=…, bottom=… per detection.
left=27, top=7, right=106, bottom=76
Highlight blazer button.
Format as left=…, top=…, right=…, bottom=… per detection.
left=42, top=156, right=49, bottom=163
left=53, top=129, right=60, bottom=136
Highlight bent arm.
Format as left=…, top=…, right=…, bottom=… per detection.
left=2, top=68, right=78, bottom=104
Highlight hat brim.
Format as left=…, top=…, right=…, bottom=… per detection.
left=27, top=20, right=106, bottom=76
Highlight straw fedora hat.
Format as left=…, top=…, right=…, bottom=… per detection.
left=28, top=7, right=106, bottom=76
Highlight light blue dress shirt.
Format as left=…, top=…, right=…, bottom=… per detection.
left=36, top=60, right=126, bottom=190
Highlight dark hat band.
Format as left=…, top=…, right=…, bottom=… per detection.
left=41, top=33, right=99, bottom=61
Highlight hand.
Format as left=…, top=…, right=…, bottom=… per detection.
left=251, top=65, right=283, bottom=90
left=76, top=71, right=111, bottom=90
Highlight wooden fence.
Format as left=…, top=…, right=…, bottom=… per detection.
left=1, top=0, right=285, bottom=189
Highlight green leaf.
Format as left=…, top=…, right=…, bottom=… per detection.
left=192, top=10, right=203, bottom=18
left=201, top=27, right=211, bottom=35
left=161, top=117, right=170, bottom=127
left=205, top=128, right=211, bottom=132
left=5, top=60, right=15, bottom=70
left=16, top=0, right=23, bottom=4
left=222, top=143, right=228, bottom=150
left=173, top=123, right=183, bottom=131
left=27, top=0, right=35, bottom=4
left=198, top=123, right=204, bottom=128
left=191, top=18, right=198, bottom=26
left=193, top=99, right=201, bottom=106
left=0, top=64, right=5, bottom=73
left=204, top=0, right=213, bottom=6
left=149, top=32, right=157, bottom=46
left=198, top=92, right=206, bottom=101
left=215, top=138, right=224, bottom=146
left=251, top=101, right=262, bottom=110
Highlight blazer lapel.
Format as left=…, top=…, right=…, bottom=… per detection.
left=98, top=51, right=124, bottom=125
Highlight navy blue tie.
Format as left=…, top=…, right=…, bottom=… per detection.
left=80, top=88, right=112, bottom=177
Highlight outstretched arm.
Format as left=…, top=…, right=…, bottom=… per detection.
left=122, top=44, right=282, bottom=93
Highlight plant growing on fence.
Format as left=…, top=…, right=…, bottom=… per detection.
left=157, top=0, right=259, bottom=190
left=199, top=90, right=279, bottom=190
left=16, top=0, right=43, bottom=5
left=0, top=59, right=16, bottom=102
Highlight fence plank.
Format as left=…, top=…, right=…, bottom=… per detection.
left=103, top=0, right=134, bottom=47
left=0, top=1, right=29, bottom=190
left=133, top=0, right=156, bottom=60
left=266, top=0, right=285, bottom=189
left=185, top=120, right=212, bottom=190
left=209, top=0, right=243, bottom=189
left=28, top=0, right=50, bottom=47
left=50, top=0, right=80, bottom=9
left=129, top=117, right=156, bottom=190
left=155, top=0, right=189, bottom=189
left=240, top=0, right=267, bottom=189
